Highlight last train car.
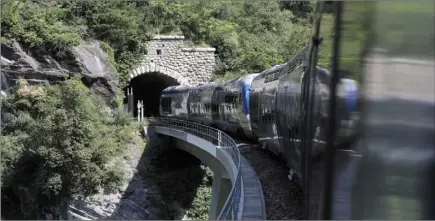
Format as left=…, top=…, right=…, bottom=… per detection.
left=160, top=85, right=190, bottom=119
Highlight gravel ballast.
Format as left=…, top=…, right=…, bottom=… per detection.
left=236, top=141, right=304, bottom=220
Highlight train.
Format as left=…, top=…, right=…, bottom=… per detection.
left=158, top=45, right=360, bottom=181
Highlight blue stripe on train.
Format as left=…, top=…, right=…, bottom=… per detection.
left=344, top=81, right=358, bottom=112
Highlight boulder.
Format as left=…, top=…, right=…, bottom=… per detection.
left=1, top=40, right=118, bottom=103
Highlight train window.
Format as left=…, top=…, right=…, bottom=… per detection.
left=174, top=97, right=182, bottom=108
left=205, top=103, right=211, bottom=112
left=161, top=97, right=171, bottom=113
left=225, top=95, right=231, bottom=103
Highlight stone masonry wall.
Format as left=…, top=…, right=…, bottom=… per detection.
left=139, top=35, right=216, bottom=85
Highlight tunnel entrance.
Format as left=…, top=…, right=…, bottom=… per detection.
left=125, top=72, right=179, bottom=117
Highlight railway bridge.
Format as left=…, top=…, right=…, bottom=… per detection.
left=144, top=118, right=266, bottom=220
left=122, top=35, right=266, bottom=220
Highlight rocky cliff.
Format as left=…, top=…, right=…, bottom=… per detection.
left=1, top=40, right=118, bottom=103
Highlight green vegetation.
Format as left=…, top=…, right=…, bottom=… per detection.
left=1, top=0, right=315, bottom=84
left=0, top=0, right=82, bottom=56
left=159, top=0, right=314, bottom=80
left=0, top=0, right=320, bottom=219
left=185, top=165, right=213, bottom=220
left=0, top=78, right=141, bottom=219
left=143, top=139, right=213, bottom=220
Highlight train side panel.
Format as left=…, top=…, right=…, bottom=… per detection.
left=274, top=46, right=312, bottom=179
left=187, top=83, right=220, bottom=126
left=212, top=77, right=243, bottom=134
left=250, top=65, right=285, bottom=155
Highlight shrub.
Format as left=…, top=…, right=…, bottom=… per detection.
left=1, top=77, right=139, bottom=219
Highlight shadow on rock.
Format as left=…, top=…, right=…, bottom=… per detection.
left=106, top=128, right=207, bottom=220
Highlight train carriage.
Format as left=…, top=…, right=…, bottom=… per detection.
left=212, top=77, right=242, bottom=133
left=160, top=85, right=190, bottom=119
left=211, top=74, right=259, bottom=139
left=249, top=64, right=287, bottom=155
left=275, top=49, right=311, bottom=179
left=187, top=82, right=222, bottom=126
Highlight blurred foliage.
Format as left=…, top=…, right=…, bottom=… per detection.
left=316, top=1, right=376, bottom=81
left=185, top=165, right=213, bottom=220
left=0, top=0, right=82, bottom=56
left=372, top=1, right=434, bottom=58
left=0, top=78, right=141, bottom=219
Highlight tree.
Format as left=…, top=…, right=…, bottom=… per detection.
left=279, top=0, right=315, bottom=19
left=1, top=78, right=138, bottom=219
left=61, top=0, right=151, bottom=88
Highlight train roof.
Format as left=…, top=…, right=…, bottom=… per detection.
left=240, top=73, right=260, bottom=85
left=190, top=81, right=225, bottom=91
left=161, top=85, right=191, bottom=94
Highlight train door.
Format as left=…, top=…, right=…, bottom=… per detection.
left=180, top=90, right=189, bottom=119
left=230, top=93, right=239, bottom=132
left=160, top=96, right=172, bottom=116
left=249, top=88, right=260, bottom=136
left=257, top=87, right=280, bottom=155
left=211, top=86, right=223, bottom=126
left=257, top=91, right=267, bottom=143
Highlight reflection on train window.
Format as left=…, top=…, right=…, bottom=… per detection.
left=161, top=97, right=171, bottom=113
left=212, top=104, right=219, bottom=113
left=205, top=103, right=211, bottom=112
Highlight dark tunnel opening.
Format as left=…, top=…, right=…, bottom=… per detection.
left=124, top=72, right=179, bottom=117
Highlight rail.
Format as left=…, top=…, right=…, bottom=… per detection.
left=145, top=117, right=242, bottom=220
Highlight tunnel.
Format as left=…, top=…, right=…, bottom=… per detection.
left=125, top=72, right=179, bottom=117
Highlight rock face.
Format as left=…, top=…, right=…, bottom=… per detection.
left=68, top=135, right=188, bottom=220
left=132, top=35, right=216, bottom=85
left=1, top=40, right=118, bottom=102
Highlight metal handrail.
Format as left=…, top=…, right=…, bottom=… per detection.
left=145, top=117, right=242, bottom=220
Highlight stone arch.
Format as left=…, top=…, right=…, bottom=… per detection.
left=129, top=63, right=190, bottom=85
left=125, top=63, right=191, bottom=118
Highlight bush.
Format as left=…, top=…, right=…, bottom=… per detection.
left=1, top=0, right=82, bottom=56
left=185, top=165, right=213, bottom=220
left=0, top=77, right=139, bottom=219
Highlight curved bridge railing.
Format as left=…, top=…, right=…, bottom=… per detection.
left=146, top=117, right=242, bottom=220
